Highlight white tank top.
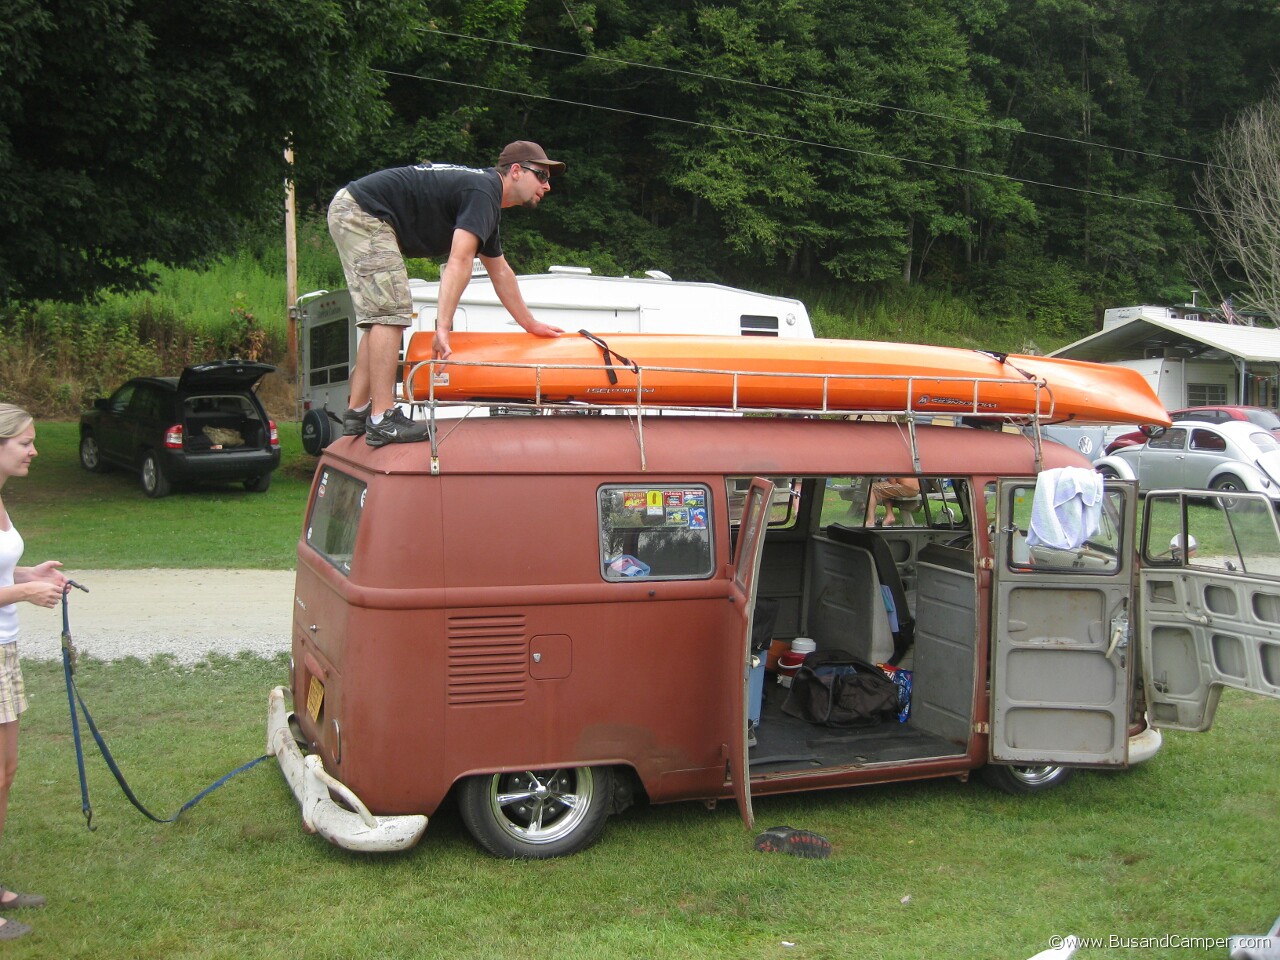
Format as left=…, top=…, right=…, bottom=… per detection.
left=0, top=520, right=25, bottom=645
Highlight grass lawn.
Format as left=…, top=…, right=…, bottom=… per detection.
left=4, top=655, right=1277, bottom=959
left=7, top=421, right=314, bottom=569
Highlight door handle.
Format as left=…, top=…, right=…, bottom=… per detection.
left=1105, top=612, right=1129, bottom=663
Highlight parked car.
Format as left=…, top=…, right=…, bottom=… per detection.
left=1105, top=405, right=1280, bottom=454
left=1093, top=419, right=1280, bottom=499
left=79, top=360, right=281, bottom=498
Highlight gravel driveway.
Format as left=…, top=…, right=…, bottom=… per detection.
left=20, top=569, right=295, bottom=665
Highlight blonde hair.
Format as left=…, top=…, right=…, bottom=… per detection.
left=0, top=404, right=34, bottom=441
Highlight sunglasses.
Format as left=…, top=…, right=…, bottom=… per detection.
left=519, top=163, right=551, bottom=184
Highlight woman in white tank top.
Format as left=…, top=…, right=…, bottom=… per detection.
left=0, top=404, right=68, bottom=940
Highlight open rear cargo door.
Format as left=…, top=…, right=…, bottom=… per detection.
left=1139, top=490, right=1280, bottom=731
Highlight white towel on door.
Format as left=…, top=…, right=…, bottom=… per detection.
left=1026, top=467, right=1103, bottom=550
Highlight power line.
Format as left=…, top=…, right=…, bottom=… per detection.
left=375, top=68, right=1212, bottom=217
left=420, top=26, right=1211, bottom=170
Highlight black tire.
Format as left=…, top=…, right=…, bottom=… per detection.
left=979, top=763, right=1075, bottom=795
left=1095, top=465, right=1121, bottom=480
left=139, top=450, right=172, bottom=498
left=244, top=473, right=272, bottom=493
left=458, top=765, right=614, bottom=859
left=79, top=433, right=108, bottom=473
left=301, top=408, right=336, bottom=456
left=1211, top=473, right=1245, bottom=509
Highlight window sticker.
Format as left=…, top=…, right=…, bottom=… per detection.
left=598, top=483, right=715, bottom=581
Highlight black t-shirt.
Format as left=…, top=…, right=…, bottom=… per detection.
left=345, top=164, right=503, bottom=259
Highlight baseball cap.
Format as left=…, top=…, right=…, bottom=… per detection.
left=496, top=140, right=565, bottom=174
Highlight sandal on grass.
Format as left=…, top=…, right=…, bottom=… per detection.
left=0, top=917, right=32, bottom=940
left=752, top=825, right=832, bottom=859
left=0, top=887, right=46, bottom=910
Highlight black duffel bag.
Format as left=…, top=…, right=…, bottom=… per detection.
left=782, top=649, right=900, bottom=728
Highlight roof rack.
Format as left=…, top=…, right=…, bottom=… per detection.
left=403, top=357, right=1056, bottom=475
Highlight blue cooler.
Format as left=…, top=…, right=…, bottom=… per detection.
left=748, top=654, right=766, bottom=727
left=748, top=598, right=781, bottom=738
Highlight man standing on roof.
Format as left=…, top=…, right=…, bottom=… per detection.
left=328, top=141, right=566, bottom=446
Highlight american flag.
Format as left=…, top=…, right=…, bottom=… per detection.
left=1221, top=297, right=1241, bottom=323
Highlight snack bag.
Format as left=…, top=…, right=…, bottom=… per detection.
left=877, top=664, right=913, bottom=723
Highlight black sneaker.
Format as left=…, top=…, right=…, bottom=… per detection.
left=342, top=407, right=369, bottom=437
left=365, top=407, right=432, bottom=447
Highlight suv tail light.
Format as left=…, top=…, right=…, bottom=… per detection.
left=163, top=425, right=184, bottom=449
left=269, top=420, right=279, bottom=448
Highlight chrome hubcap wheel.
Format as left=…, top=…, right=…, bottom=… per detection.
left=1008, top=764, right=1063, bottom=787
left=487, top=768, right=595, bottom=846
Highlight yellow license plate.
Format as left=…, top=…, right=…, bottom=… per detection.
left=306, top=676, right=325, bottom=722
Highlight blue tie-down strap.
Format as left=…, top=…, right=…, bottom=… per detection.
left=60, top=591, right=268, bottom=829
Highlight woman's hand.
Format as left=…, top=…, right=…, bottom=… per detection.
left=23, top=579, right=65, bottom=608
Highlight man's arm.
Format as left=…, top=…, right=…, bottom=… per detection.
left=480, top=254, right=564, bottom=339
left=432, top=228, right=483, bottom=360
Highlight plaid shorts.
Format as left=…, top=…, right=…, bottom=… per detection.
left=0, top=644, right=27, bottom=723
left=327, top=188, right=413, bottom=328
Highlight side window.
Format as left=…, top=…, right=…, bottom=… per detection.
left=1190, top=429, right=1227, bottom=452
left=820, top=476, right=970, bottom=530
left=726, top=476, right=799, bottom=528
left=109, top=384, right=135, bottom=415
left=1144, top=491, right=1280, bottom=574
left=305, top=468, right=367, bottom=576
left=598, top=484, right=714, bottom=581
left=1005, top=480, right=1124, bottom=574
left=309, top=318, right=351, bottom=387
left=129, top=386, right=160, bottom=420
left=1147, top=427, right=1187, bottom=451
left=739, top=314, right=780, bottom=337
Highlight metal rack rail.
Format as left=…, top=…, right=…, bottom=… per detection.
left=402, top=356, right=1059, bottom=475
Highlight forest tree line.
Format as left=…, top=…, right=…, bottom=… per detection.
left=4, top=0, right=1280, bottom=341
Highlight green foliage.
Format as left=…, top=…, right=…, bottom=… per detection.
left=0, top=0, right=423, bottom=302
left=7, top=0, right=1280, bottom=349
left=0, top=302, right=211, bottom=416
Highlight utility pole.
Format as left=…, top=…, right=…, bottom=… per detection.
left=284, top=144, right=299, bottom=378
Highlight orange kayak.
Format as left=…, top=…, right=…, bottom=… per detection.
left=403, top=331, right=1171, bottom=426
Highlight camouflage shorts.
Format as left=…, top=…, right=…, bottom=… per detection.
left=0, top=643, right=27, bottom=723
left=327, top=188, right=412, bottom=327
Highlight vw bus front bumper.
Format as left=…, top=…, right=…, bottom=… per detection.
left=267, top=687, right=428, bottom=853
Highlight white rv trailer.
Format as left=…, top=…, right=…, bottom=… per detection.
left=295, top=264, right=815, bottom=452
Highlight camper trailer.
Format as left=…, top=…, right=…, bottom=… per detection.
left=295, top=265, right=814, bottom=452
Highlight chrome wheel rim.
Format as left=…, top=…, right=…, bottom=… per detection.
left=487, top=768, right=595, bottom=846
left=1008, top=764, right=1063, bottom=787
